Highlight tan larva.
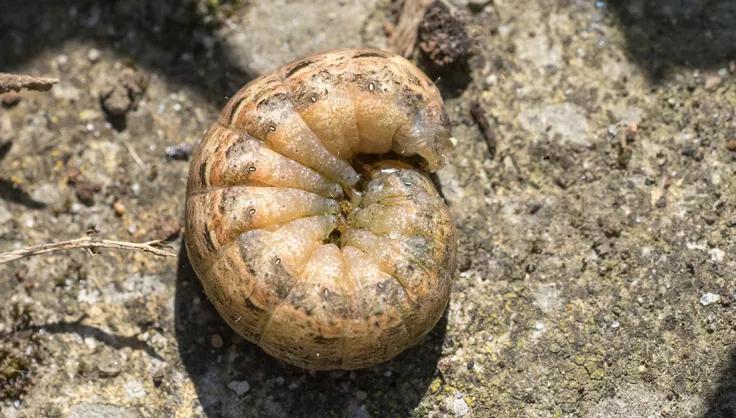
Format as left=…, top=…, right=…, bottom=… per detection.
left=185, top=48, right=457, bottom=370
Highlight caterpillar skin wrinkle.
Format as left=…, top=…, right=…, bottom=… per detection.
left=185, top=48, right=457, bottom=370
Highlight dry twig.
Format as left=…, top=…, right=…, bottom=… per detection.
left=0, top=236, right=176, bottom=264
left=470, top=101, right=497, bottom=159
left=389, top=0, right=433, bottom=57
left=0, top=73, right=58, bottom=94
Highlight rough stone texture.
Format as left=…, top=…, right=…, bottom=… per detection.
left=0, top=0, right=734, bottom=417
left=221, top=0, right=384, bottom=75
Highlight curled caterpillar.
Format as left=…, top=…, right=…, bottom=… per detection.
left=185, top=48, right=457, bottom=370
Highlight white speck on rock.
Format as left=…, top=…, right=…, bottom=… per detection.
left=700, top=293, right=721, bottom=306
left=123, top=379, right=146, bottom=400
left=77, top=288, right=100, bottom=304
left=228, top=380, right=250, bottom=396
left=87, top=48, right=101, bottom=63
left=68, top=403, right=137, bottom=418
left=514, top=28, right=562, bottom=69
left=519, top=102, right=591, bottom=147
left=533, top=283, right=562, bottom=314
left=448, top=392, right=470, bottom=417
left=710, top=248, right=725, bottom=263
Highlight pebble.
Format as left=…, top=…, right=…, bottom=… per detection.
left=449, top=392, right=470, bottom=417
left=123, top=379, right=146, bottom=400
left=97, top=350, right=123, bottom=378
left=112, top=200, right=126, bottom=217
left=87, top=48, right=101, bottom=63
left=710, top=248, right=725, bottom=263
left=211, top=333, right=224, bottom=348
left=165, top=142, right=193, bottom=160
left=726, top=140, right=736, bottom=152
left=700, top=293, right=721, bottom=306
left=56, top=54, right=69, bottom=67
left=704, top=74, right=721, bottom=90
left=1, top=91, right=21, bottom=107
left=228, top=380, right=250, bottom=396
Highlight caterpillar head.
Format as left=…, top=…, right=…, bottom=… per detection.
left=392, top=99, right=452, bottom=172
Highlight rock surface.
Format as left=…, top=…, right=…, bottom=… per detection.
left=0, top=0, right=735, bottom=417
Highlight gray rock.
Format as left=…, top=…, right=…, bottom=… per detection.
left=68, top=403, right=138, bottom=418
left=448, top=392, right=470, bottom=417
left=220, top=0, right=379, bottom=75
left=123, top=379, right=146, bottom=400
left=519, top=102, right=591, bottom=147
left=228, top=380, right=250, bottom=396
left=700, top=293, right=721, bottom=306
left=96, top=349, right=124, bottom=378
left=514, top=30, right=562, bottom=69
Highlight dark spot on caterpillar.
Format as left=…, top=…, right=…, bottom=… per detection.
left=228, top=96, right=247, bottom=125
left=198, top=160, right=208, bottom=187
left=257, top=92, right=290, bottom=112
left=219, top=189, right=238, bottom=215
left=406, top=73, right=422, bottom=87
left=285, top=59, right=314, bottom=78
left=203, top=224, right=216, bottom=252
left=238, top=233, right=292, bottom=298
left=354, top=51, right=390, bottom=59
left=313, top=335, right=336, bottom=345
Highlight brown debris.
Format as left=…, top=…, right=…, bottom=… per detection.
left=726, top=139, right=736, bottom=152
left=1, top=92, right=21, bottom=107
left=74, top=181, right=102, bottom=206
left=418, top=1, right=471, bottom=68
left=0, top=73, right=58, bottom=94
left=66, top=169, right=102, bottom=206
left=99, top=66, right=148, bottom=117
left=112, top=200, right=126, bottom=217
left=389, top=0, right=433, bottom=58
left=152, top=218, right=182, bottom=242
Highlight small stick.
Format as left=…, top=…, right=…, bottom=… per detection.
left=389, top=0, right=433, bottom=57
left=470, top=101, right=497, bottom=159
left=0, top=236, right=176, bottom=264
left=122, top=141, right=145, bottom=168
left=0, top=73, right=58, bottom=94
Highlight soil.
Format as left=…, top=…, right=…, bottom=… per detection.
left=0, top=0, right=735, bottom=417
